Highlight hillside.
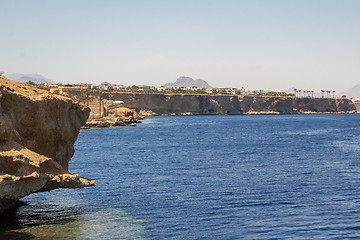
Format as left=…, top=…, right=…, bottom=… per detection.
left=338, top=84, right=360, bottom=98
left=5, top=73, right=55, bottom=84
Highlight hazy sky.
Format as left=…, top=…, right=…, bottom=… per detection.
left=1, top=0, right=360, bottom=92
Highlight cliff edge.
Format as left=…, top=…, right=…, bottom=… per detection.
left=106, top=93, right=356, bottom=115
left=0, top=76, right=95, bottom=214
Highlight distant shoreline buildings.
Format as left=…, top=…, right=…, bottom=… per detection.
left=37, top=82, right=293, bottom=98
left=6, top=73, right=344, bottom=99
left=22, top=80, right=355, bottom=118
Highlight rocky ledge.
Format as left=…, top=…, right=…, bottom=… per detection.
left=0, top=76, right=95, bottom=214
left=83, top=105, right=144, bottom=129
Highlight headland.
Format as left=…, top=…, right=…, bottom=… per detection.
left=0, top=76, right=95, bottom=214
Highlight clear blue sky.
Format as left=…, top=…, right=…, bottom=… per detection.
left=1, top=0, right=360, bottom=92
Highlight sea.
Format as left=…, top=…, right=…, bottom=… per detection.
left=2, top=114, right=360, bottom=239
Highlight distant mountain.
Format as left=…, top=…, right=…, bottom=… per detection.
left=284, top=87, right=296, bottom=94
left=164, top=76, right=213, bottom=89
left=5, top=73, right=55, bottom=84
left=101, top=81, right=112, bottom=86
left=338, top=84, right=360, bottom=98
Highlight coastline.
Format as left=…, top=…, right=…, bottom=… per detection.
left=0, top=76, right=95, bottom=215
left=103, top=92, right=356, bottom=116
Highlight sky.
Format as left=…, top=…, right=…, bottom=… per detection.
left=1, top=0, right=360, bottom=92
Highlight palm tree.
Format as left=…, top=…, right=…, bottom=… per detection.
left=85, top=88, right=92, bottom=107
left=311, top=90, right=314, bottom=98
left=327, top=91, right=331, bottom=98
left=294, top=88, right=297, bottom=97
left=332, top=90, right=335, bottom=98
left=94, top=89, right=105, bottom=118
left=321, top=90, right=325, bottom=98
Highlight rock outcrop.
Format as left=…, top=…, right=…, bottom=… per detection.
left=83, top=100, right=143, bottom=128
left=0, top=76, right=95, bottom=214
left=105, top=93, right=356, bottom=115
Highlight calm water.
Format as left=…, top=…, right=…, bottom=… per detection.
left=3, top=114, right=360, bottom=239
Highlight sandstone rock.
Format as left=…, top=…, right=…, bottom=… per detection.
left=0, top=76, right=95, bottom=214
left=105, top=93, right=356, bottom=115
left=83, top=101, right=144, bottom=128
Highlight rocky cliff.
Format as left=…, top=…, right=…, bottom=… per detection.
left=105, top=93, right=356, bottom=115
left=0, top=76, right=95, bottom=214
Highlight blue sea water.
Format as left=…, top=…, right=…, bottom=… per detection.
left=8, top=114, right=360, bottom=239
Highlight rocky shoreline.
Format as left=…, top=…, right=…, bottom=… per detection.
left=105, top=92, right=357, bottom=115
left=82, top=116, right=144, bottom=129
left=0, top=76, right=357, bottom=215
left=82, top=103, right=145, bottom=129
left=81, top=93, right=356, bottom=129
left=0, top=76, right=95, bottom=214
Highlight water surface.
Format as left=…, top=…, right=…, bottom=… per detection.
left=4, top=114, right=360, bottom=239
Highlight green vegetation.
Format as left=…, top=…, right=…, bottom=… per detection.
left=130, top=85, right=139, bottom=91
left=257, top=92, right=294, bottom=97
left=172, top=88, right=206, bottom=94
left=77, top=95, right=87, bottom=104
left=26, top=80, right=36, bottom=85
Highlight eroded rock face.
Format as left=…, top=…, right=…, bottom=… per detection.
left=0, top=76, right=95, bottom=214
left=106, top=93, right=356, bottom=115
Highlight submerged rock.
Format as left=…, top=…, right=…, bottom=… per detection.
left=0, top=76, right=95, bottom=214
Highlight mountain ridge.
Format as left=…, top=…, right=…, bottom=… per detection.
left=5, top=73, right=55, bottom=84
left=338, top=84, right=360, bottom=98
left=164, top=76, right=212, bottom=89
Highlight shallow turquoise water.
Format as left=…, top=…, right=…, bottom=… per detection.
left=5, top=114, right=360, bottom=239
